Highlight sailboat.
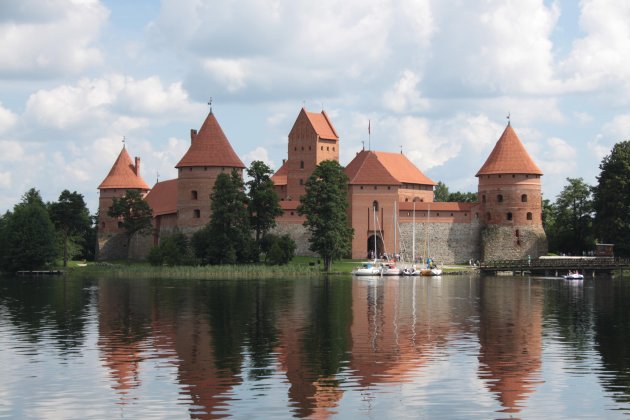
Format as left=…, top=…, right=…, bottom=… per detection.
left=420, top=203, right=442, bottom=276
left=352, top=203, right=384, bottom=276
left=401, top=200, right=420, bottom=276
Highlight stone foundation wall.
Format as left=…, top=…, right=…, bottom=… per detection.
left=97, top=231, right=154, bottom=261
left=270, top=222, right=316, bottom=257
left=481, top=225, right=547, bottom=261
left=398, top=221, right=482, bottom=264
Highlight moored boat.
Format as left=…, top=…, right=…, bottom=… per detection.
left=421, top=267, right=443, bottom=276
left=380, top=261, right=402, bottom=276
left=564, top=271, right=584, bottom=280
left=352, top=261, right=382, bottom=276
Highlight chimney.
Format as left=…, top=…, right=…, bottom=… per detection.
left=282, top=159, right=286, bottom=164
left=134, top=157, right=141, bottom=176
left=190, top=129, right=197, bottom=143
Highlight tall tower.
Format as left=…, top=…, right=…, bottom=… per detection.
left=476, top=122, right=547, bottom=260
left=175, top=108, right=245, bottom=233
left=97, top=146, right=150, bottom=259
left=279, top=108, right=339, bottom=201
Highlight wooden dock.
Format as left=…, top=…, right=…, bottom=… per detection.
left=479, top=257, right=630, bottom=277
left=16, top=270, right=64, bottom=276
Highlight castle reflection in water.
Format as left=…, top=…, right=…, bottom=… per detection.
left=2, top=275, right=630, bottom=418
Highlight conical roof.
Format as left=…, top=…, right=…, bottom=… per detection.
left=176, top=111, right=245, bottom=168
left=345, top=150, right=436, bottom=185
left=98, top=147, right=150, bottom=190
left=476, top=123, right=543, bottom=176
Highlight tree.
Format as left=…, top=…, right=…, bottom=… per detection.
left=49, top=190, right=91, bottom=267
left=0, top=188, right=58, bottom=273
left=107, top=189, right=153, bottom=258
left=246, top=161, right=283, bottom=243
left=298, top=160, right=354, bottom=271
left=260, top=233, right=296, bottom=265
left=552, top=178, right=594, bottom=255
left=193, top=169, right=254, bottom=264
left=433, top=181, right=449, bottom=202
left=593, top=141, right=630, bottom=256
left=148, top=233, right=195, bottom=266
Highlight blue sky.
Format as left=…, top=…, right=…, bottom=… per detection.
left=1, top=0, right=629, bottom=213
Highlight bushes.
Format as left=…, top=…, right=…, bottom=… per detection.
left=148, top=233, right=196, bottom=266
left=260, top=234, right=296, bottom=265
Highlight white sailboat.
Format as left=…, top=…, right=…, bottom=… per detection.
left=420, top=203, right=442, bottom=276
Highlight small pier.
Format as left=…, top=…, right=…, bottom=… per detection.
left=479, top=257, right=630, bottom=277
left=16, top=270, right=64, bottom=276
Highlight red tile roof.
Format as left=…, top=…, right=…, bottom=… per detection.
left=98, top=147, right=150, bottom=190
left=144, top=179, right=177, bottom=216
left=176, top=111, right=245, bottom=169
left=271, top=160, right=288, bottom=186
left=476, top=123, right=543, bottom=176
left=345, top=150, right=436, bottom=186
left=280, top=201, right=299, bottom=210
left=303, top=108, right=338, bottom=140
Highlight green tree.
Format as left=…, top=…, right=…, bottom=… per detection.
left=49, top=190, right=91, bottom=267
left=107, top=189, right=153, bottom=258
left=246, top=161, right=283, bottom=243
left=433, top=181, right=449, bottom=202
left=0, top=188, right=58, bottom=273
left=193, top=169, right=254, bottom=264
left=260, top=233, right=296, bottom=265
left=448, top=191, right=478, bottom=202
left=298, top=160, right=353, bottom=271
left=552, top=178, right=594, bottom=255
left=148, top=233, right=195, bottom=266
left=593, top=141, right=630, bottom=256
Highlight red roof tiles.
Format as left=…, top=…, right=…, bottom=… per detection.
left=271, top=160, right=288, bottom=186
left=398, top=201, right=475, bottom=211
left=98, top=147, right=150, bottom=190
left=476, top=124, right=543, bottom=176
left=345, top=150, right=436, bottom=186
left=300, top=108, right=339, bottom=140
left=176, top=111, right=245, bottom=169
left=144, top=179, right=177, bottom=216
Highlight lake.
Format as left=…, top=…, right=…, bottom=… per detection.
left=1, top=273, right=630, bottom=419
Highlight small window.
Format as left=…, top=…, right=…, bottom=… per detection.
left=101, top=222, right=105, bottom=228
left=498, top=175, right=502, bottom=178
left=301, top=146, right=304, bottom=151
left=507, top=212, right=513, bottom=221
left=527, top=212, right=533, bottom=220
left=300, top=160, right=304, bottom=169
left=405, top=198, right=409, bottom=202
left=521, top=194, right=528, bottom=203
left=387, top=186, right=391, bottom=190
left=516, top=229, right=520, bottom=237
left=117, top=221, right=123, bottom=228
left=309, top=146, right=311, bottom=150
left=194, top=209, right=200, bottom=218
left=321, top=146, right=323, bottom=151
left=486, top=212, right=491, bottom=221
left=290, top=212, right=294, bottom=216
left=372, top=201, right=379, bottom=211
left=450, top=213, right=453, bottom=216
left=333, top=147, right=335, bottom=151
left=374, top=186, right=377, bottom=190
left=294, top=147, right=297, bottom=151
left=512, top=174, right=515, bottom=178
left=191, top=190, right=198, bottom=200
left=360, top=186, right=363, bottom=190
left=299, top=179, right=303, bottom=185
left=204, top=167, right=207, bottom=171
left=482, top=195, right=486, bottom=203
left=437, top=213, right=440, bottom=216
left=497, top=194, right=503, bottom=203
left=327, top=146, right=329, bottom=151
left=189, top=167, right=192, bottom=171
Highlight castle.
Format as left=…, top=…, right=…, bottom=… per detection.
left=97, top=107, right=547, bottom=262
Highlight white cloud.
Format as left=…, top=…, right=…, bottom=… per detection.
left=0, top=171, right=11, bottom=188
left=0, top=103, right=17, bottom=133
left=24, top=74, right=202, bottom=130
left=243, top=146, right=273, bottom=169
left=202, top=59, right=248, bottom=93
left=537, top=137, right=577, bottom=176
left=383, top=70, right=430, bottom=113
left=0, top=0, right=108, bottom=78
left=0, top=140, right=24, bottom=162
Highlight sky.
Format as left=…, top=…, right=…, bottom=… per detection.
left=1, top=0, right=629, bottom=214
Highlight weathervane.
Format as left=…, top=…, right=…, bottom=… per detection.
left=208, top=97, right=213, bottom=113
left=507, top=112, right=511, bottom=125
left=156, top=170, right=160, bottom=183
left=122, top=136, right=126, bottom=147
left=400, top=145, right=403, bottom=154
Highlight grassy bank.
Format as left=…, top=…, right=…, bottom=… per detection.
left=63, top=257, right=474, bottom=279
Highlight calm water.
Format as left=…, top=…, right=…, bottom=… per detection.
left=1, top=274, right=630, bottom=419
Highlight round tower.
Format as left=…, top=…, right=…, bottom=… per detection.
left=175, top=108, right=245, bottom=233
left=476, top=122, right=547, bottom=260
left=97, top=146, right=150, bottom=260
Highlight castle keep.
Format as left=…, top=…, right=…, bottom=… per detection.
left=97, top=108, right=547, bottom=262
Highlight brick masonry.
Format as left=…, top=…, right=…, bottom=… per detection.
left=481, top=225, right=548, bottom=261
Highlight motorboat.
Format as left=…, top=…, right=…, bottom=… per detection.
left=352, top=261, right=382, bottom=276
left=380, top=262, right=402, bottom=276
left=421, top=268, right=443, bottom=276
left=401, top=265, right=420, bottom=276
left=564, top=272, right=584, bottom=280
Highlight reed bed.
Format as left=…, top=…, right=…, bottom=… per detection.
left=69, top=262, right=328, bottom=279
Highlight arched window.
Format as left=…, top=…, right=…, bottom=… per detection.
left=527, top=212, right=533, bottom=220
left=300, top=160, right=304, bottom=169
left=191, top=190, right=198, bottom=200
left=372, top=200, right=379, bottom=211
left=482, top=195, right=486, bottom=203
left=497, top=194, right=503, bottom=203
left=515, top=229, right=520, bottom=237
left=193, top=209, right=200, bottom=218
left=507, top=212, right=513, bottom=221
left=521, top=194, right=528, bottom=202
left=486, top=212, right=491, bottom=221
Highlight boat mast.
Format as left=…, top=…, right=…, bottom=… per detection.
left=393, top=200, right=397, bottom=257
left=412, top=200, right=416, bottom=262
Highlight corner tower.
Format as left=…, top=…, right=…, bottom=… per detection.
left=476, top=122, right=547, bottom=260
left=175, top=108, right=245, bottom=232
left=97, top=146, right=150, bottom=259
